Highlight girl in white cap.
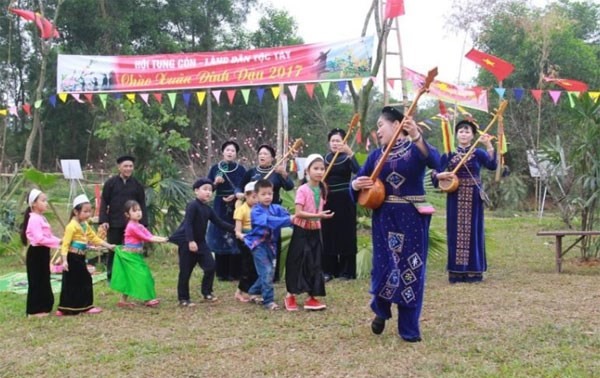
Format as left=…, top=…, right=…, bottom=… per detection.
left=21, top=189, right=61, bottom=317
left=57, top=194, right=115, bottom=316
left=285, top=154, right=334, bottom=311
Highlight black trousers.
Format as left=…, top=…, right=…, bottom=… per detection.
left=322, top=253, right=357, bottom=279
left=215, top=253, right=241, bottom=281
left=105, top=227, right=125, bottom=282
left=237, top=240, right=258, bottom=293
left=177, top=244, right=215, bottom=300
left=26, top=246, right=54, bottom=315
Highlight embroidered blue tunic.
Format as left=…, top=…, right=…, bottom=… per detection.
left=351, top=139, right=440, bottom=308
left=206, top=161, right=246, bottom=254
left=435, top=146, right=497, bottom=281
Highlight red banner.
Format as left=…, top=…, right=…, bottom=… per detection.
left=57, top=37, right=374, bottom=93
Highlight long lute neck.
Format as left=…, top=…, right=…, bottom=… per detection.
left=323, top=114, right=359, bottom=181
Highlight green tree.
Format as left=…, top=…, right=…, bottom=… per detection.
left=449, top=0, right=600, bottom=211
left=95, top=101, right=191, bottom=233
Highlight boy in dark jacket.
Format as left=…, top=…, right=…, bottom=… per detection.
left=170, top=178, right=234, bottom=306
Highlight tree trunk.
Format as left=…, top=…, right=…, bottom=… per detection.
left=351, top=0, right=392, bottom=140
left=23, top=0, right=64, bottom=167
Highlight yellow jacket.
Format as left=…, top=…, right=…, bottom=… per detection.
left=60, top=219, right=104, bottom=256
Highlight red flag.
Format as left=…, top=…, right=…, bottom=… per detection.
left=384, top=0, right=405, bottom=19
left=543, top=77, right=588, bottom=92
left=465, top=48, right=514, bottom=82
left=9, top=8, right=59, bottom=39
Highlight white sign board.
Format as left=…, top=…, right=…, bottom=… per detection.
left=60, top=159, right=83, bottom=180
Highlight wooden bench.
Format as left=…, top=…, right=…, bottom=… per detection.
left=536, top=230, right=600, bottom=273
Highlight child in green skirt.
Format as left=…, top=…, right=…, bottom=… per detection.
left=111, top=200, right=168, bottom=308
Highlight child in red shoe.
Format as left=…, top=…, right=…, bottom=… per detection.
left=285, top=154, right=333, bottom=311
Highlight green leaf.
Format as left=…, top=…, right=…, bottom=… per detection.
left=22, top=168, right=59, bottom=188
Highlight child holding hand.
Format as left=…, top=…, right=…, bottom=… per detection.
left=111, top=200, right=168, bottom=308
left=22, top=189, right=61, bottom=317
left=58, top=195, right=115, bottom=316
left=233, top=181, right=259, bottom=302
left=285, top=154, right=333, bottom=311
left=244, top=179, right=294, bottom=310
left=170, top=178, right=235, bottom=307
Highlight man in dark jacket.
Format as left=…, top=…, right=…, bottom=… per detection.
left=99, top=155, right=147, bottom=282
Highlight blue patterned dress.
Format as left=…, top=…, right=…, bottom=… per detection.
left=351, top=139, right=439, bottom=339
left=435, top=146, right=497, bottom=283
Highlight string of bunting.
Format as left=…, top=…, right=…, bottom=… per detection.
left=0, top=78, right=374, bottom=116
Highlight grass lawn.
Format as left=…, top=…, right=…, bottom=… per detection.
left=0, top=211, right=598, bottom=377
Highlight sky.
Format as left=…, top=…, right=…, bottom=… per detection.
left=264, top=0, right=478, bottom=87
left=258, top=0, right=553, bottom=90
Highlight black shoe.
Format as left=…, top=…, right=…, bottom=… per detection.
left=371, top=316, right=386, bottom=335
left=402, top=336, right=422, bottom=343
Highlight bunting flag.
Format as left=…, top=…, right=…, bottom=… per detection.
left=153, top=92, right=163, bottom=104
left=270, top=86, right=280, bottom=100
left=256, top=87, right=265, bottom=103
left=98, top=93, right=107, bottom=109
left=544, top=77, right=588, bottom=92
left=34, top=100, right=42, bottom=109
left=49, top=95, right=57, bottom=108
left=352, top=78, right=363, bottom=93
left=167, top=93, right=177, bottom=109
left=319, top=82, right=330, bottom=97
left=226, top=89, right=236, bottom=105
left=568, top=92, right=578, bottom=108
left=139, top=93, right=150, bottom=105
left=465, top=48, right=514, bottom=82
left=387, top=79, right=395, bottom=90
left=365, top=135, right=371, bottom=151
left=182, top=92, right=191, bottom=107
left=384, top=0, right=405, bottom=19
left=196, top=91, right=206, bottom=106
left=304, top=83, right=315, bottom=99
left=548, top=90, right=561, bottom=105
left=590, top=92, right=600, bottom=102
left=212, top=90, right=222, bottom=105
left=22, top=103, right=31, bottom=116
left=9, top=106, right=19, bottom=117
left=83, top=93, right=94, bottom=103
left=0, top=109, right=7, bottom=116
left=58, top=93, right=68, bottom=103
left=72, top=93, right=85, bottom=103
left=513, top=88, right=525, bottom=102
left=126, top=93, right=136, bottom=103
left=287, top=85, right=298, bottom=101
left=530, top=89, right=543, bottom=104
left=494, top=87, right=506, bottom=98
left=241, top=89, right=250, bottom=104
left=338, top=81, right=347, bottom=95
